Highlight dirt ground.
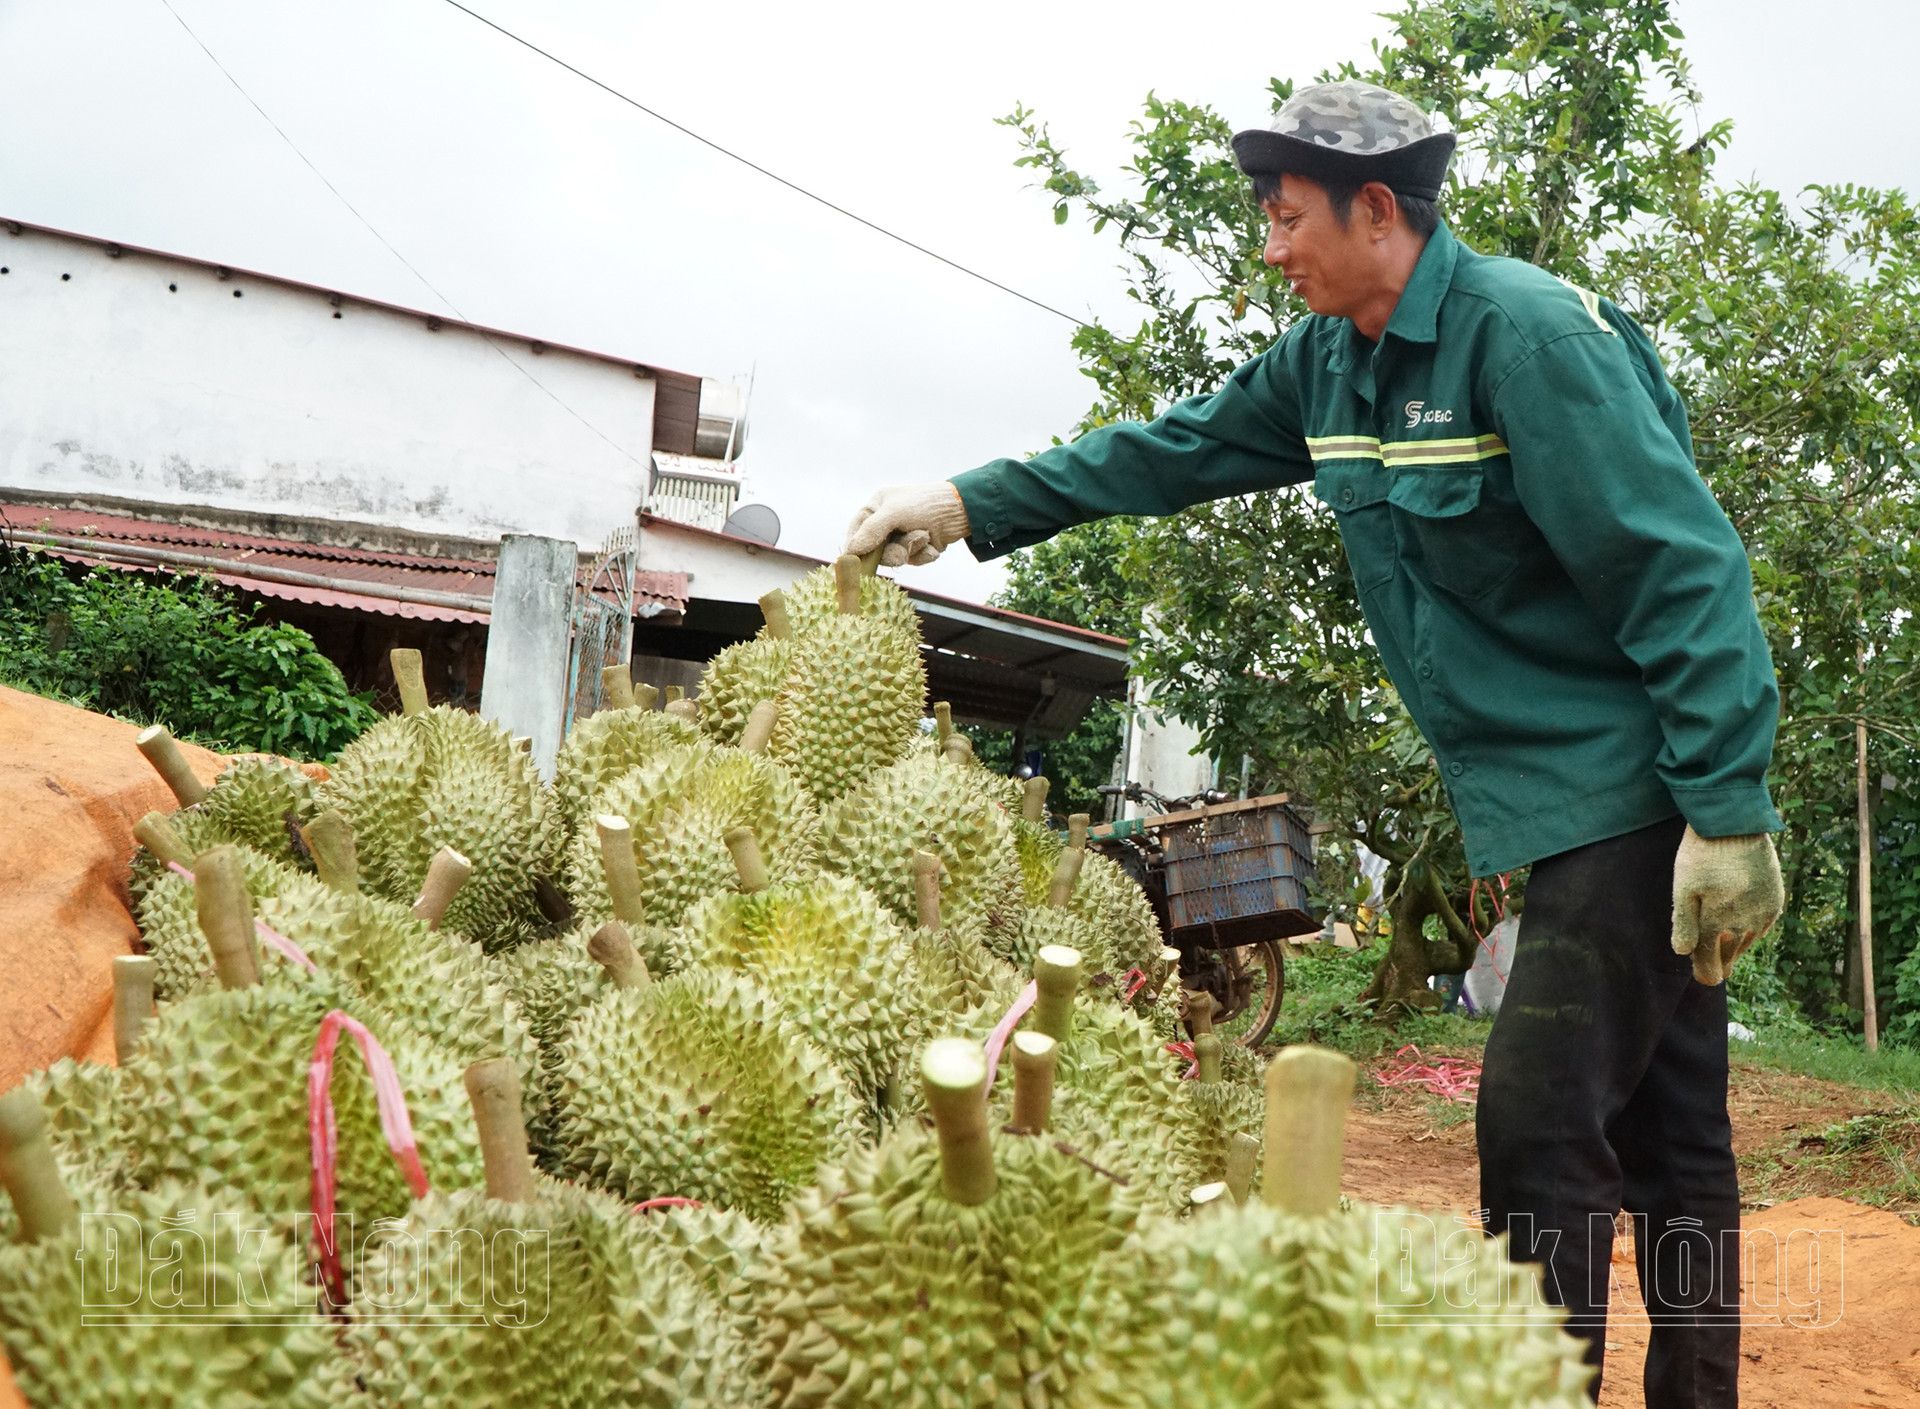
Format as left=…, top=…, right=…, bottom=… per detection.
left=1341, top=1058, right=1920, bottom=1408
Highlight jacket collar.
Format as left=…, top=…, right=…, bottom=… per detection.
left=1317, top=222, right=1458, bottom=401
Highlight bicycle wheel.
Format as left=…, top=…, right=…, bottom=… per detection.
left=1213, top=940, right=1284, bottom=1048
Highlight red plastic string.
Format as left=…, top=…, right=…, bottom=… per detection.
left=1371, top=1043, right=1482, bottom=1103
left=1467, top=872, right=1514, bottom=989
left=165, top=861, right=318, bottom=973
left=1121, top=967, right=1149, bottom=1002
left=1164, top=1040, right=1200, bottom=1081
left=308, top=1009, right=431, bottom=1306
left=632, top=1197, right=705, bottom=1214
left=981, top=981, right=1038, bottom=1093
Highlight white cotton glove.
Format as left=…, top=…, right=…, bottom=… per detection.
left=844, top=482, right=972, bottom=567
left=1670, top=827, right=1785, bottom=987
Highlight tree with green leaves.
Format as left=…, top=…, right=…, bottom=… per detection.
left=997, top=0, right=1920, bottom=1025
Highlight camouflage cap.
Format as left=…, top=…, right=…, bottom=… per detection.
left=1232, top=81, right=1455, bottom=202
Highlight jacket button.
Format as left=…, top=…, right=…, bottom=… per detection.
left=1341, top=487, right=1355, bottom=506
left=1419, top=663, right=1433, bottom=679
left=1448, top=761, right=1464, bottom=777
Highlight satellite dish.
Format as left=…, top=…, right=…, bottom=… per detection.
left=725, top=503, right=781, bottom=546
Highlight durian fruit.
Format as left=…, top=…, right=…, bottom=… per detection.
left=698, top=590, right=797, bottom=748
left=819, top=748, right=1025, bottom=946
left=564, top=743, right=817, bottom=930
left=1073, top=848, right=1167, bottom=983
left=748, top=1038, right=1143, bottom=1408
left=908, top=851, right=1025, bottom=1021
left=552, top=966, right=862, bottom=1220
left=321, top=678, right=558, bottom=947
left=0, top=1063, right=122, bottom=1246
left=134, top=840, right=300, bottom=999
left=768, top=556, right=927, bottom=803
left=782, top=557, right=920, bottom=639
left=678, top=836, right=922, bottom=1115
left=634, top=1200, right=772, bottom=1353
left=338, top=1061, right=758, bottom=1409
left=552, top=704, right=700, bottom=839
left=939, top=728, right=1026, bottom=815
left=1177, top=995, right=1265, bottom=1188
left=0, top=1099, right=339, bottom=1409
left=1005, top=847, right=1112, bottom=976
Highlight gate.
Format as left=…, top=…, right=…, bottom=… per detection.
left=563, top=526, right=637, bottom=735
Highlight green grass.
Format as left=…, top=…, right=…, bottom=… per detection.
left=1734, top=1028, right=1920, bottom=1096
left=1267, top=943, right=1491, bottom=1064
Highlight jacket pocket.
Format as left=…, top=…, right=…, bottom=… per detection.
left=1313, top=462, right=1396, bottom=592
left=1387, top=464, right=1519, bottom=600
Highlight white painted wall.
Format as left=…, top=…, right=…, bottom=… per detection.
left=0, top=223, right=656, bottom=549
left=1119, top=676, right=1214, bottom=819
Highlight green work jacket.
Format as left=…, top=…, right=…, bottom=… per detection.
left=952, top=222, right=1781, bottom=875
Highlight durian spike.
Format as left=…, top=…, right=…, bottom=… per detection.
left=911, top=849, right=943, bottom=931
left=665, top=698, right=700, bottom=723
left=411, top=846, right=472, bottom=931
left=933, top=702, right=952, bottom=748
left=1009, top=1031, right=1057, bottom=1134
left=921, top=1038, right=996, bottom=1206
left=1194, top=1032, right=1224, bottom=1084
left=1261, top=1045, right=1356, bottom=1216
left=594, top=816, right=646, bottom=926
left=195, top=845, right=259, bottom=989
left=725, top=826, right=771, bottom=894
left=132, top=810, right=193, bottom=868
left=587, top=921, right=650, bottom=990
left=635, top=682, right=659, bottom=711
left=1189, top=1181, right=1232, bottom=1212
left=390, top=648, right=430, bottom=716
left=1154, top=947, right=1183, bottom=1001
left=463, top=1059, right=539, bottom=1205
left=1224, top=1133, right=1259, bottom=1206
left=833, top=553, right=864, bottom=615
left=512, top=736, right=532, bottom=754
left=299, top=810, right=359, bottom=893
left=1021, top=776, right=1050, bottom=824
left=1068, top=813, right=1090, bottom=850
left=739, top=700, right=779, bottom=754
left=758, top=589, right=793, bottom=640
left=1185, top=990, right=1217, bottom=1038
left=664, top=685, right=684, bottom=704
left=112, top=954, right=157, bottom=1062
left=135, top=724, right=207, bottom=807
left=1031, top=945, right=1083, bottom=1043
left=1046, top=847, right=1085, bottom=909
left=600, top=663, right=637, bottom=711
left=943, top=734, right=974, bottom=766
left=0, top=1088, right=79, bottom=1244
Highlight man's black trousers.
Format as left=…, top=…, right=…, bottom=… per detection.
left=1478, top=815, right=1742, bottom=1409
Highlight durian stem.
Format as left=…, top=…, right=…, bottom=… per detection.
left=739, top=700, right=779, bottom=755
left=132, top=810, right=193, bottom=868
left=600, top=663, right=636, bottom=710
left=664, top=685, right=684, bottom=704
left=390, top=648, right=430, bottom=716
left=635, top=682, right=659, bottom=711
left=911, top=849, right=943, bottom=931
left=665, top=698, right=699, bottom=723
left=1189, top=1181, right=1231, bottom=1211
left=0, top=1088, right=78, bottom=1244
left=933, top=702, right=952, bottom=748
left=1021, top=776, right=1050, bottom=824
left=462, top=1060, right=539, bottom=1205
left=411, top=847, right=472, bottom=931
left=725, top=826, right=771, bottom=893
left=1046, top=847, right=1084, bottom=909
left=833, top=553, right=864, bottom=615
left=1224, top=1133, right=1259, bottom=1206
left=857, top=545, right=886, bottom=575
left=194, top=845, right=259, bottom=989
left=1194, top=1032, right=1224, bottom=1084
left=594, top=816, right=646, bottom=925
left=921, top=1038, right=995, bottom=1205
left=1154, top=947, right=1183, bottom=1002
left=112, top=954, right=156, bottom=1062
left=135, top=724, right=207, bottom=807
left=1067, top=813, right=1089, bottom=850
left=299, top=810, right=359, bottom=893
left=943, top=734, right=974, bottom=766
left=1031, top=945, right=1083, bottom=1043
left=587, top=921, right=650, bottom=990
left=1009, top=1031, right=1057, bottom=1134
left=758, top=589, right=792, bottom=640
left=1185, top=990, right=1217, bottom=1037
left=1261, top=1045, right=1356, bottom=1216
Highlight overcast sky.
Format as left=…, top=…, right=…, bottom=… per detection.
left=2, top=0, right=1915, bottom=604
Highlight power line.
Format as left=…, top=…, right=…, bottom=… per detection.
left=154, top=0, right=652, bottom=470
left=436, top=0, right=1092, bottom=330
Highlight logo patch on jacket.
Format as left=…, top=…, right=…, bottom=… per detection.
left=1404, top=400, right=1454, bottom=429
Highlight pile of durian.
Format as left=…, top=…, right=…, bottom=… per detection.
left=0, top=556, right=1592, bottom=1408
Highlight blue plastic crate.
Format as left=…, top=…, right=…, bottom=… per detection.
left=1162, top=802, right=1314, bottom=933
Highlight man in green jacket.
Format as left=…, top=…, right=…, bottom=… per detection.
left=846, top=81, right=1783, bottom=1408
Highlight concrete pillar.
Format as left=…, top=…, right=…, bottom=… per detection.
left=480, top=534, right=575, bottom=780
